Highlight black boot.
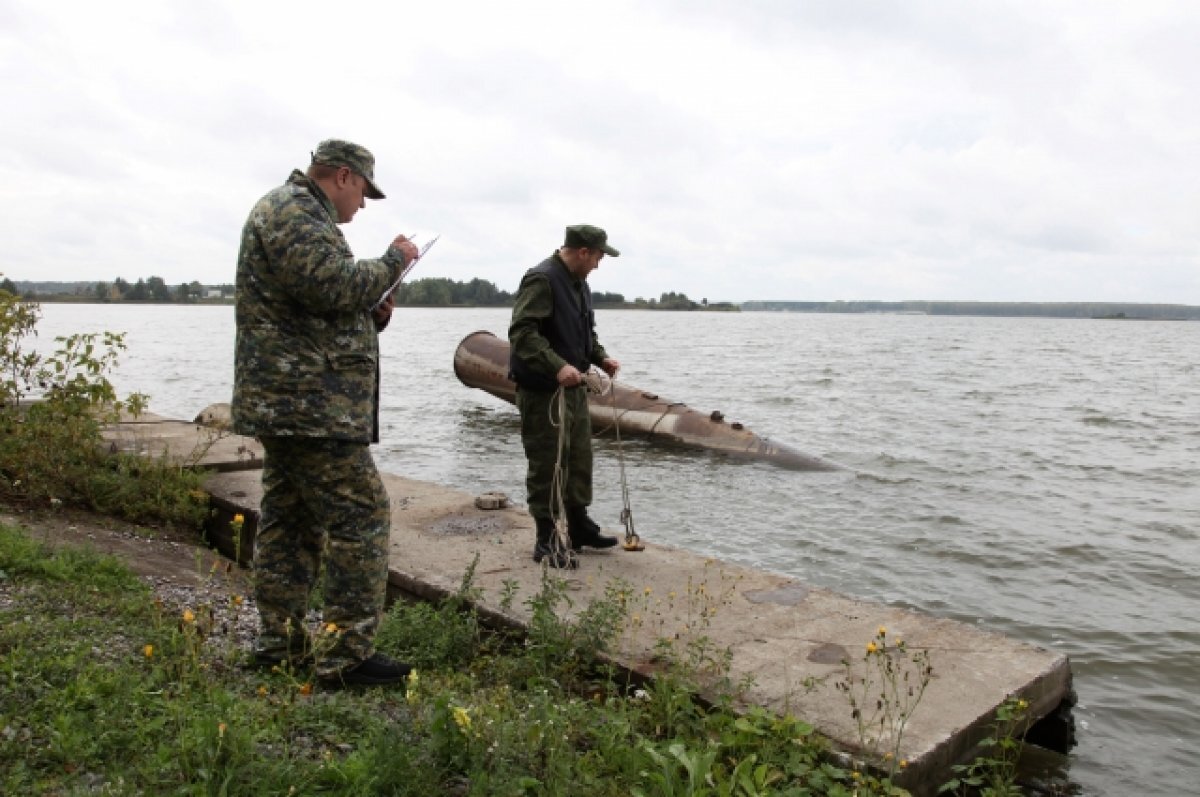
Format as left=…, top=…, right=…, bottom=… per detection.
left=567, top=506, right=619, bottom=550
left=532, top=516, right=578, bottom=569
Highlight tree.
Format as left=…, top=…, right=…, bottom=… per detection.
left=146, top=276, right=171, bottom=301
left=114, top=277, right=130, bottom=297
left=0, top=277, right=16, bottom=296
left=93, top=282, right=111, bottom=301
left=466, top=278, right=498, bottom=305
left=424, top=279, right=454, bottom=306
left=398, top=276, right=510, bottom=306
left=127, top=279, right=148, bottom=301
left=658, top=291, right=697, bottom=310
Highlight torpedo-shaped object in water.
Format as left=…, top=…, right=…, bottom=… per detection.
left=453, top=330, right=841, bottom=471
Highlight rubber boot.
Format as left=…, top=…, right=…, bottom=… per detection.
left=567, top=506, right=618, bottom=551
left=532, top=516, right=578, bottom=569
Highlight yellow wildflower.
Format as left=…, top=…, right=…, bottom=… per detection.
left=878, top=625, right=887, bottom=637
left=218, top=722, right=227, bottom=739
left=325, top=622, right=339, bottom=634
left=230, top=595, right=244, bottom=607
left=643, top=587, right=652, bottom=596
left=182, top=609, right=196, bottom=624
left=232, top=513, right=245, bottom=525
left=900, top=759, right=908, bottom=769
left=143, top=644, right=154, bottom=658
left=405, top=670, right=419, bottom=704
left=452, top=706, right=472, bottom=731
left=257, top=686, right=269, bottom=697
left=299, top=682, right=313, bottom=696
left=866, top=641, right=878, bottom=654
left=1018, top=699, right=1029, bottom=711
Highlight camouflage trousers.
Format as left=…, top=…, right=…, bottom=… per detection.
left=255, top=436, right=390, bottom=675
left=516, top=386, right=593, bottom=520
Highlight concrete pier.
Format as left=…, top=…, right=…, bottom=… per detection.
left=103, top=412, right=1073, bottom=795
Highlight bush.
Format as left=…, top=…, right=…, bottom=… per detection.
left=0, top=283, right=207, bottom=528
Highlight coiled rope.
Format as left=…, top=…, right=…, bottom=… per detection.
left=546, top=386, right=576, bottom=562
left=581, top=370, right=644, bottom=551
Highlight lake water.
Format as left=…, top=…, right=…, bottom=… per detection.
left=27, top=303, right=1200, bottom=796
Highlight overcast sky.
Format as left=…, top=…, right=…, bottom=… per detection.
left=2, top=0, right=1198, bottom=303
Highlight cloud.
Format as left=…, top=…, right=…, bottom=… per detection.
left=1, top=0, right=1197, bottom=303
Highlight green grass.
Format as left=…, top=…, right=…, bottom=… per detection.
left=0, top=521, right=909, bottom=796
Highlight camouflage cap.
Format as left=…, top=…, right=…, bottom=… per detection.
left=310, top=139, right=386, bottom=199
left=564, top=224, right=620, bottom=256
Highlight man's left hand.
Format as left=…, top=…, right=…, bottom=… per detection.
left=373, top=293, right=395, bottom=330
left=600, top=357, right=620, bottom=377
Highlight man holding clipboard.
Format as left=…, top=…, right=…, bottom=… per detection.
left=232, top=139, right=421, bottom=688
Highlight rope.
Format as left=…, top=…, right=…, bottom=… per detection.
left=546, top=386, right=575, bottom=560
left=583, top=370, right=644, bottom=551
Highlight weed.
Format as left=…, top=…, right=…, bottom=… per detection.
left=0, top=291, right=208, bottom=529
left=374, top=557, right=483, bottom=672
left=940, top=696, right=1030, bottom=796
left=837, top=626, right=934, bottom=782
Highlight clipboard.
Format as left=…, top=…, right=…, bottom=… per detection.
left=373, top=234, right=440, bottom=310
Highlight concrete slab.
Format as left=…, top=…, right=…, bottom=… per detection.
left=110, top=414, right=1070, bottom=795
left=203, top=463, right=1072, bottom=796
left=388, top=479, right=1069, bottom=796
left=101, top=411, right=263, bottom=472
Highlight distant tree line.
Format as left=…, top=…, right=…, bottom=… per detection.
left=8, top=278, right=1190, bottom=319
left=396, top=278, right=513, bottom=306
left=8, top=278, right=741, bottom=311
left=594, top=291, right=738, bottom=311
left=397, top=283, right=736, bottom=310
left=742, top=300, right=1200, bottom=320
left=7, top=278, right=232, bottom=303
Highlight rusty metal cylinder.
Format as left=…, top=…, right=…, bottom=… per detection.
left=453, top=330, right=840, bottom=471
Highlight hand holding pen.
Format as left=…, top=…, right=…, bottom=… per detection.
left=390, top=233, right=419, bottom=264
left=374, top=233, right=441, bottom=310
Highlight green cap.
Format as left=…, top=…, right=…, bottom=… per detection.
left=310, top=139, right=386, bottom=199
left=564, top=224, right=620, bottom=256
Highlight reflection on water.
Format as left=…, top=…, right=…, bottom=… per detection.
left=28, top=303, right=1200, bottom=797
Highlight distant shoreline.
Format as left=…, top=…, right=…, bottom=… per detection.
left=741, top=300, right=1200, bottom=321
left=12, top=295, right=1200, bottom=320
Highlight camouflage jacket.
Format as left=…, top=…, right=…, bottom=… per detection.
left=231, top=170, right=408, bottom=443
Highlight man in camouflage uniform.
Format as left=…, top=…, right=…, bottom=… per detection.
left=508, top=225, right=623, bottom=569
left=232, top=139, right=419, bottom=687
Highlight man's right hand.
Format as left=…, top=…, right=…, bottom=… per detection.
left=556, top=364, right=583, bottom=387
left=391, top=234, right=419, bottom=264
